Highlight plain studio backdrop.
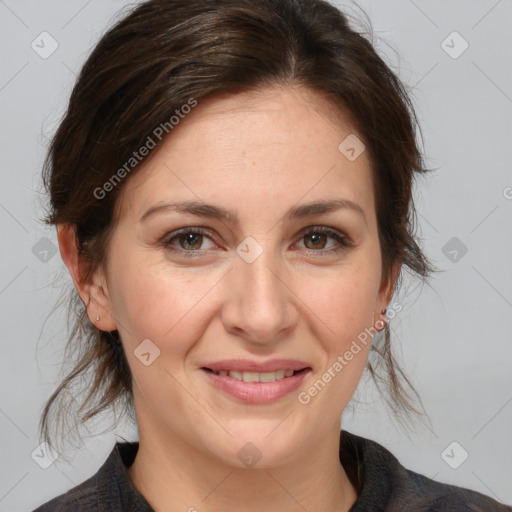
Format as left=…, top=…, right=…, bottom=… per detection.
left=0, top=1, right=511, bottom=511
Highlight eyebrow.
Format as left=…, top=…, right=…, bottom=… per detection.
left=139, top=198, right=367, bottom=225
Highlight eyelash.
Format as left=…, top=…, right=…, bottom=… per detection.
left=161, top=226, right=352, bottom=258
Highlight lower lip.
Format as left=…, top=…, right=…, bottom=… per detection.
left=201, top=368, right=311, bottom=404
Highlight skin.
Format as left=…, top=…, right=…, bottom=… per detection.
left=58, top=85, right=400, bottom=512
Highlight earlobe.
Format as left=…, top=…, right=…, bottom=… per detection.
left=56, top=224, right=118, bottom=332
left=374, top=260, right=402, bottom=330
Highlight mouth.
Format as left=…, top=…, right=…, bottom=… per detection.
left=201, top=367, right=309, bottom=383
left=200, top=366, right=312, bottom=404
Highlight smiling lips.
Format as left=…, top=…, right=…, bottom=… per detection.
left=201, top=359, right=311, bottom=403
left=208, top=368, right=297, bottom=382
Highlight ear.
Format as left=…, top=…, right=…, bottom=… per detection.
left=57, top=224, right=118, bottom=332
left=373, top=260, right=401, bottom=330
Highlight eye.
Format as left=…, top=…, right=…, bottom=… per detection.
left=161, top=226, right=352, bottom=258
left=295, top=226, right=352, bottom=255
left=163, top=228, right=216, bottom=254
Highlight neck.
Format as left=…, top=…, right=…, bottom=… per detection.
left=127, top=422, right=357, bottom=512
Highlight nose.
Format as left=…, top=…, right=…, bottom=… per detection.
left=220, top=246, right=299, bottom=345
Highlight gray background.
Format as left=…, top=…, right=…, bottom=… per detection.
left=1, top=1, right=511, bottom=510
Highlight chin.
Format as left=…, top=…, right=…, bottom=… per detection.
left=199, top=421, right=306, bottom=469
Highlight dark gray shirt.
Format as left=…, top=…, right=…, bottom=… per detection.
left=33, top=430, right=511, bottom=511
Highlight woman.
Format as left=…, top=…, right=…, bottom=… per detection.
left=33, top=0, right=511, bottom=510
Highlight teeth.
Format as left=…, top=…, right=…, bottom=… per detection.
left=260, top=371, right=278, bottom=382
left=243, top=371, right=259, bottom=383
left=211, top=369, right=299, bottom=382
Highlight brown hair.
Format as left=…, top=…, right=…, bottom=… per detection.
left=40, top=0, right=434, bottom=451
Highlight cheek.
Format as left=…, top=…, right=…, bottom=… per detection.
left=303, top=262, right=380, bottom=342
left=296, top=276, right=375, bottom=414
left=294, top=257, right=380, bottom=403
left=107, top=251, right=222, bottom=355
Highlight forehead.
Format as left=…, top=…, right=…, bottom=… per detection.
left=114, top=85, right=374, bottom=222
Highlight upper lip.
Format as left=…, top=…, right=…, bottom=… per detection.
left=202, top=359, right=311, bottom=373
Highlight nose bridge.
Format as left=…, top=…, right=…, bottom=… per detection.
left=221, top=239, right=296, bottom=342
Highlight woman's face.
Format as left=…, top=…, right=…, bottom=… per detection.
left=89, top=86, right=396, bottom=467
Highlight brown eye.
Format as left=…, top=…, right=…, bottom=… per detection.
left=178, top=233, right=203, bottom=250
left=304, top=232, right=328, bottom=250
left=296, top=227, right=352, bottom=255
left=163, top=228, right=216, bottom=254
